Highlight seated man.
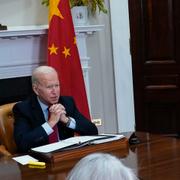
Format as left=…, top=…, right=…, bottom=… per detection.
left=13, top=66, right=98, bottom=153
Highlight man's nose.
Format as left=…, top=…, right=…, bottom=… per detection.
left=51, top=85, right=59, bottom=93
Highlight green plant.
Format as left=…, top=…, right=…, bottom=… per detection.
left=41, top=0, right=107, bottom=15
left=69, top=0, right=89, bottom=7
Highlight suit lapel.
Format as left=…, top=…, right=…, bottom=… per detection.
left=30, top=95, right=46, bottom=126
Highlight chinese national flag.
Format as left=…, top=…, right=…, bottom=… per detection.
left=47, top=0, right=90, bottom=120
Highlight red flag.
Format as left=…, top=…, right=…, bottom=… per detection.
left=47, top=0, right=90, bottom=120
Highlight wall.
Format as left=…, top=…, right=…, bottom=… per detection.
left=110, top=0, right=135, bottom=132
left=0, top=0, right=47, bottom=26
left=0, top=0, right=119, bottom=133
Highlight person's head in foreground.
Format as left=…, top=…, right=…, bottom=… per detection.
left=66, top=153, right=138, bottom=180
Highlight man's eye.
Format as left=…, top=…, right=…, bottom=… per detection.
left=46, top=84, right=59, bottom=89
left=47, top=85, right=53, bottom=89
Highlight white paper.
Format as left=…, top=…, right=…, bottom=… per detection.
left=92, top=134, right=125, bottom=144
left=31, top=136, right=103, bottom=153
left=31, top=134, right=125, bottom=153
left=62, top=135, right=105, bottom=144
left=12, top=155, right=38, bottom=165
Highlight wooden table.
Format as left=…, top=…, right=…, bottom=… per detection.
left=122, top=132, right=180, bottom=180
left=1, top=132, right=180, bottom=180
left=0, top=137, right=129, bottom=180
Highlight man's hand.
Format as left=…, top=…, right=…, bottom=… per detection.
left=48, top=103, right=68, bottom=127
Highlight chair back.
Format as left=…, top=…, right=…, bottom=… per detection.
left=0, top=102, right=17, bottom=154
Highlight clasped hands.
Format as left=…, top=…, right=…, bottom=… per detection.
left=48, top=103, right=69, bottom=128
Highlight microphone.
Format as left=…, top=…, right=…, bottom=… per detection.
left=128, top=132, right=140, bottom=145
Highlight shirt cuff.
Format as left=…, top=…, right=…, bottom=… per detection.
left=67, top=117, right=76, bottom=129
left=42, top=122, right=53, bottom=135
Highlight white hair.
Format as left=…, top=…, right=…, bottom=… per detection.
left=31, top=66, right=57, bottom=84
left=66, top=153, right=138, bottom=180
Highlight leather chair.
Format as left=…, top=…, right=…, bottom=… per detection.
left=0, top=102, right=17, bottom=155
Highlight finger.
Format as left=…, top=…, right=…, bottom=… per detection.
left=60, top=110, right=66, bottom=115
left=54, top=104, right=65, bottom=112
left=49, top=104, right=57, bottom=112
left=59, top=104, right=65, bottom=110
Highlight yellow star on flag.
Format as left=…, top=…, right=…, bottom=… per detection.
left=62, top=46, right=71, bottom=58
left=49, top=0, right=64, bottom=22
left=48, top=43, right=58, bottom=55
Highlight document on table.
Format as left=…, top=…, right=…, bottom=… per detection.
left=31, top=134, right=125, bottom=153
left=12, top=155, right=38, bottom=165
left=92, top=134, right=125, bottom=144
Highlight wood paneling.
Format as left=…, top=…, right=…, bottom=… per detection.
left=128, top=0, right=180, bottom=133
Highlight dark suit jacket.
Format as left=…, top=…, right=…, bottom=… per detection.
left=13, top=94, right=98, bottom=153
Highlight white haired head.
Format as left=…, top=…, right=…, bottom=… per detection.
left=31, top=66, right=58, bottom=85
left=66, top=153, right=138, bottom=180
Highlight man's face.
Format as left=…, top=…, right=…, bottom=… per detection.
left=33, top=72, right=60, bottom=105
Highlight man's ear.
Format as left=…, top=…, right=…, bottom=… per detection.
left=32, top=84, right=39, bottom=95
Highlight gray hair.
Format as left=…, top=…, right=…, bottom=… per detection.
left=31, top=66, right=57, bottom=85
left=66, top=153, right=138, bottom=180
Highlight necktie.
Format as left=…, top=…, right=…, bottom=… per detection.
left=48, top=108, right=59, bottom=143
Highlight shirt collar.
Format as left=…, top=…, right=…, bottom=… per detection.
left=37, top=97, right=48, bottom=112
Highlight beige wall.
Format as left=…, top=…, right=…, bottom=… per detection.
left=0, top=0, right=118, bottom=134
left=88, top=8, right=118, bottom=133
left=0, top=0, right=48, bottom=26
left=110, top=0, right=135, bottom=132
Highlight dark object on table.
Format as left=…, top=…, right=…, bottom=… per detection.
left=129, top=132, right=140, bottom=145
left=0, top=24, right=7, bottom=30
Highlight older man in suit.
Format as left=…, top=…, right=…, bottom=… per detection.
left=13, top=66, right=98, bottom=153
